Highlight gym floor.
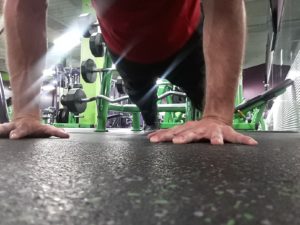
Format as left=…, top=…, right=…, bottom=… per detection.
left=0, top=130, right=300, bottom=225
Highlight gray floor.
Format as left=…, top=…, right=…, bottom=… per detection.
left=0, top=130, right=300, bottom=225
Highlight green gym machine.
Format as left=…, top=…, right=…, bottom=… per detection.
left=0, top=73, right=9, bottom=124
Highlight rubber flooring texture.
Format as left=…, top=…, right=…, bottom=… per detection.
left=0, top=130, right=300, bottom=225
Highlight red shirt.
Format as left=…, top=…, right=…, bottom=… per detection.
left=92, top=0, right=201, bottom=63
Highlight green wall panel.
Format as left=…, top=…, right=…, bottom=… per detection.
left=79, top=0, right=104, bottom=125
left=1, top=72, right=9, bottom=82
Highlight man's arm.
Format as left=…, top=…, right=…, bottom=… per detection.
left=148, top=0, right=257, bottom=145
left=5, top=0, right=47, bottom=119
left=0, top=0, right=69, bottom=139
left=202, top=0, right=245, bottom=124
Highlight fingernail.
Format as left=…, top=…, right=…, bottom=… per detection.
left=174, top=136, right=188, bottom=144
left=10, top=133, right=16, bottom=139
left=217, top=138, right=223, bottom=144
left=174, top=136, right=184, bottom=142
left=62, top=133, right=70, bottom=138
left=249, top=138, right=258, bottom=145
left=150, top=137, right=159, bottom=142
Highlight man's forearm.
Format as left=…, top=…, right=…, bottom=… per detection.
left=4, top=0, right=47, bottom=119
left=202, top=0, right=246, bottom=124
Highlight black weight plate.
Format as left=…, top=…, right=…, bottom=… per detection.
left=64, top=88, right=87, bottom=114
left=89, top=33, right=104, bottom=57
left=56, top=108, right=69, bottom=123
left=115, top=77, right=126, bottom=95
left=6, top=97, right=12, bottom=107
left=172, top=95, right=186, bottom=103
left=81, top=59, right=97, bottom=83
left=83, top=29, right=92, bottom=38
left=73, top=83, right=83, bottom=89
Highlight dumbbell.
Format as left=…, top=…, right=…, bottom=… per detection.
left=61, top=88, right=87, bottom=114
left=81, top=59, right=116, bottom=83
left=89, top=33, right=105, bottom=57
left=83, top=23, right=99, bottom=38
left=61, top=86, right=186, bottom=115
left=56, top=108, right=69, bottom=123
left=61, top=88, right=130, bottom=114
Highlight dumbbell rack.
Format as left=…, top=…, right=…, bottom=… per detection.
left=95, top=58, right=294, bottom=132
left=85, top=52, right=194, bottom=132
left=95, top=53, right=139, bottom=131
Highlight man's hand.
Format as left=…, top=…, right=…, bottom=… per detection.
left=0, top=117, right=69, bottom=139
left=148, top=118, right=257, bottom=145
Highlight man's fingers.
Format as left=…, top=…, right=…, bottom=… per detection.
left=149, top=127, right=179, bottom=142
left=171, top=129, right=225, bottom=145
left=148, top=122, right=198, bottom=142
left=225, top=129, right=258, bottom=145
left=172, top=131, right=199, bottom=144
left=239, top=135, right=258, bottom=145
left=148, top=127, right=178, bottom=140
left=0, top=123, right=14, bottom=137
left=9, top=127, right=30, bottom=139
left=149, top=131, right=175, bottom=143
left=148, top=119, right=258, bottom=146
left=210, top=128, right=224, bottom=145
left=210, top=134, right=224, bottom=145
left=43, top=126, right=70, bottom=138
left=147, top=129, right=164, bottom=138
left=9, top=124, right=70, bottom=139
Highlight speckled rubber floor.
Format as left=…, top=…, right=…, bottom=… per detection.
left=0, top=130, right=299, bottom=225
